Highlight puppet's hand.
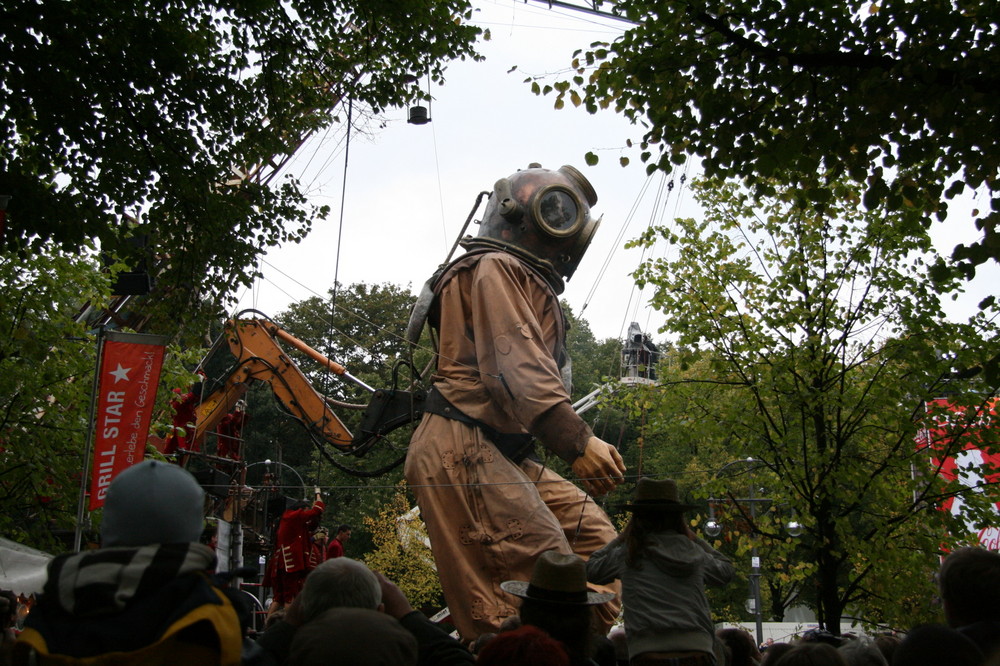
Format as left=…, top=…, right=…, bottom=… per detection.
left=571, top=436, right=626, bottom=497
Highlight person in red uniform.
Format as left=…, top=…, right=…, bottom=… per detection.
left=267, top=488, right=324, bottom=611
left=307, top=527, right=329, bottom=571
left=163, top=386, right=201, bottom=456
left=216, top=400, right=248, bottom=461
left=325, top=524, right=351, bottom=559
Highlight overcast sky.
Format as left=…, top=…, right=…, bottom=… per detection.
left=233, top=0, right=997, bottom=347
left=233, top=0, right=683, bottom=342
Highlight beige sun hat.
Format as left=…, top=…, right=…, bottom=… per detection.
left=500, top=550, right=616, bottom=605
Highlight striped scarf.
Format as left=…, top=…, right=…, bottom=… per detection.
left=43, top=542, right=216, bottom=617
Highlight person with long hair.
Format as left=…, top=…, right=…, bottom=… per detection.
left=476, top=625, right=571, bottom=666
left=717, top=626, right=762, bottom=666
left=587, top=478, right=734, bottom=666
left=502, top=550, right=616, bottom=665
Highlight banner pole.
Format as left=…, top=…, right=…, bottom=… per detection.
left=74, top=327, right=105, bottom=553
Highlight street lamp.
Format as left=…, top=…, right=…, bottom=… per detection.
left=704, top=457, right=800, bottom=647
left=705, top=512, right=723, bottom=538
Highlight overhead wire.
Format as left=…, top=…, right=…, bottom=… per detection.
left=580, top=172, right=655, bottom=316
left=330, top=96, right=352, bottom=311
left=645, top=163, right=693, bottom=339
left=427, top=75, right=451, bottom=255
left=616, top=171, right=668, bottom=341
left=314, top=96, right=356, bottom=483
left=302, top=120, right=350, bottom=196
left=296, top=122, right=339, bottom=191
left=477, top=0, right=623, bottom=35
left=214, top=464, right=728, bottom=495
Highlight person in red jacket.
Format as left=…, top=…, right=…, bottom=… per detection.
left=216, top=400, right=248, bottom=461
left=268, top=489, right=325, bottom=611
left=325, top=524, right=352, bottom=559
left=163, top=386, right=201, bottom=456
left=307, top=527, right=329, bottom=571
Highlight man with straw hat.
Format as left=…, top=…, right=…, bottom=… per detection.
left=586, top=478, right=734, bottom=666
left=503, top=550, right=617, bottom=665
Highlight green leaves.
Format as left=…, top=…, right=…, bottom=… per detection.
left=544, top=0, right=1000, bottom=286
left=0, top=242, right=105, bottom=549
left=1, top=1, right=483, bottom=332
left=627, top=175, right=1000, bottom=631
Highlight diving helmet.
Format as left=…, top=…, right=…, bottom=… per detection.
left=459, top=163, right=601, bottom=293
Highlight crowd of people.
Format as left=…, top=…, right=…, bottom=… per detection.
left=3, top=465, right=998, bottom=665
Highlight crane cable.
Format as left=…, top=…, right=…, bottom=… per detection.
left=579, top=171, right=656, bottom=318
left=316, top=96, right=354, bottom=484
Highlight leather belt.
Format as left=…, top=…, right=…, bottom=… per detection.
left=422, top=387, right=537, bottom=464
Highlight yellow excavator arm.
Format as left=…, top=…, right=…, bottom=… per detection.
left=195, top=318, right=360, bottom=450
left=178, top=315, right=422, bottom=465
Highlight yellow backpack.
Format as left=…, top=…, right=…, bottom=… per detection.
left=12, top=584, right=242, bottom=666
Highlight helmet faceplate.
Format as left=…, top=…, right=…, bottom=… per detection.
left=460, top=164, right=601, bottom=293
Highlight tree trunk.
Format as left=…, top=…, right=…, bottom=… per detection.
left=815, top=499, right=844, bottom=635
left=766, top=579, right=792, bottom=622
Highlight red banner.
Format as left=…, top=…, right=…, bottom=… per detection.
left=89, top=331, right=167, bottom=510
left=917, top=397, right=1000, bottom=547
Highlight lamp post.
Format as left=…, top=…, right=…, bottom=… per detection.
left=704, top=457, right=800, bottom=647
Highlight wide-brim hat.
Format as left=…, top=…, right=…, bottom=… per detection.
left=500, top=550, right=616, bottom=605
left=617, top=478, right=699, bottom=512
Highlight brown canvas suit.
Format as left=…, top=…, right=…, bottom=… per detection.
left=405, top=251, right=620, bottom=640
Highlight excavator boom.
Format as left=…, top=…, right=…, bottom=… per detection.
left=194, top=318, right=355, bottom=449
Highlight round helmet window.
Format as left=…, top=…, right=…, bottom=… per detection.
left=537, top=189, right=580, bottom=236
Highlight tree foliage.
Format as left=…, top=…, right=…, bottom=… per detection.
left=1, top=0, right=482, bottom=330
left=0, top=242, right=201, bottom=550
left=563, top=301, right=623, bottom=402
left=0, top=243, right=105, bottom=549
left=628, top=176, right=1000, bottom=632
left=362, top=485, right=443, bottom=611
left=544, top=0, right=999, bottom=280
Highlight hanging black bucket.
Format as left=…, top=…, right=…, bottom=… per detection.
left=408, top=105, right=430, bottom=125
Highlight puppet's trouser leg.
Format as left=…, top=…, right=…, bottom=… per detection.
left=405, top=414, right=568, bottom=640
left=522, top=458, right=623, bottom=633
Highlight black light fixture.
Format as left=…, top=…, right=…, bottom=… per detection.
left=407, top=71, right=432, bottom=125
left=107, top=225, right=152, bottom=296
left=408, top=105, right=429, bottom=125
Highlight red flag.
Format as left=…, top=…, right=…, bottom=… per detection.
left=918, top=397, right=1000, bottom=547
left=89, top=331, right=167, bottom=510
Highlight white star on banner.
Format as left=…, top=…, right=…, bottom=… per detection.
left=109, top=364, right=131, bottom=383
